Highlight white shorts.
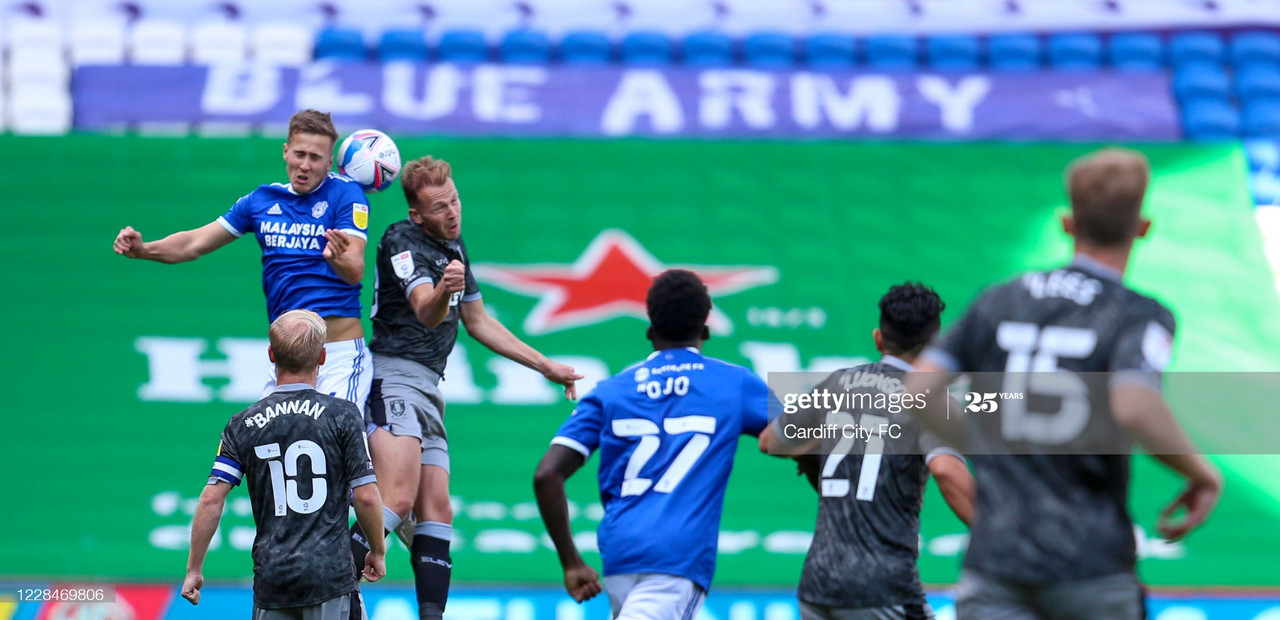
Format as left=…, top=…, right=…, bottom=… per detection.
left=604, top=573, right=706, bottom=620
left=263, top=337, right=373, bottom=408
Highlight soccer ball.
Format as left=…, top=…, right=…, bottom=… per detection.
left=337, top=129, right=401, bottom=193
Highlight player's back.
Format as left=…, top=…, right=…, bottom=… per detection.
left=218, top=386, right=375, bottom=607
left=928, top=257, right=1175, bottom=582
left=554, top=347, right=771, bottom=592
left=218, top=173, right=369, bottom=322
left=798, top=359, right=948, bottom=609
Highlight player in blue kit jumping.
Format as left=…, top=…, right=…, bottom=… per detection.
left=113, top=109, right=374, bottom=407
left=534, top=269, right=777, bottom=618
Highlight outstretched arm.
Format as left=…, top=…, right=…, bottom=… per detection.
left=182, top=481, right=233, bottom=605
left=461, top=300, right=583, bottom=399
left=928, top=454, right=975, bottom=527
left=114, top=222, right=237, bottom=264
left=533, top=445, right=601, bottom=603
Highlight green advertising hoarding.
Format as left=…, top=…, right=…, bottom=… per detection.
left=4, top=136, right=1279, bottom=588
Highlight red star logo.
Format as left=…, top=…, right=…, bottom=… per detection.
left=472, top=229, right=778, bottom=335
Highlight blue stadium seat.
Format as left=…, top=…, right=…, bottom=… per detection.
left=378, top=29, right=427, bottom=61
left=1108, top=32, right=1163, bottom=71
left=744, top=32, right=795, bottom=68
left=804, top=33, right=854, bottom=69
left=621, top=31, right=673, bottom=66
left=500, top=29, right=550, bottom=64
left=1182, top=98, right=1240, bottom=140
left=1173, top=61, right=1232, bottom=101
left=683, top=31, right=734, bottom=67
left=864, top=35, right=917, bottom=70
left=987, top=34, right=1041, bottom=71
left=314, top=27, right=365, bottom=61
left=560, top=30, right=611, bottom=65
left=1048, top=32, right=1102, bottom=70
left=1169, top=31, right=1225, bottom=67
left=926, top=34, right=980, bottom=70
left=1231, top=31, right=1280, bottom=67
left=1243, top=101, right=1280, bottom=137
left=438, top=29, right=489, bottom=64
left=1236, top=62, right=1280, bottom=102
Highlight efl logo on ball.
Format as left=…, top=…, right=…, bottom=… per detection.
left=338, top=129, right=401, bottom=193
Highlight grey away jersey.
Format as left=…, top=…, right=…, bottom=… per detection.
left=772, top=359, right=957, bottom=609
left=369, top=220, right=481, bottom=375
left=924, top=259, right=1176, bottom=584
left=211, top=385, right=377, bottom=609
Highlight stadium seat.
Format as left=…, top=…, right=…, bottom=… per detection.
left=560, top=30, right=611, bottom=65
left=1236, top=62, right=1280, bottom=102
left=378, top=29, right=428, bottom=62
left=1047, top=32, right=1102, bottom=70
left=69, top=20, right=127, bottom=66
left=1108, top=32, right=1164, bottom=71
left=191, top=20, right=247, bottom=64
left=437, top=29, right=489, bottom=64
left=251, top=22, right=314, bottom=65
left=1243, top=101, right=1280, bottom=137
left=987, top=34, right=1041, bottom=71
left=864, top=35, right=917, bottom=70
left=6, top=17, right=63, bottom=51
left=744, top=32, right=795, bottom=69
left=804, top=33, right=855, bottom=69
left=314, top=27, right=366, bottom=61
left=129, top=19, right=187, bottom=65
left=926, top=35, right=980, bottom=71
left=7, top=46, right=69, bottom=88
left=621, top=31, right=673, bottom=66
left=501, top=30, right=551, bottom=65
left=1173, top=62, right=1232, bottom=101
left=1181, top=97, right=1240, bottom=140
left=682, top=31, right=734, bottom=67
left=8, top=84, right=73, bottom=135
left=1169, top=31, right=1225, bottom=67
left=1230, top=31, right=1280, bottom=67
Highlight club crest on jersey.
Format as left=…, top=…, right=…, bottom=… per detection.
left=392, top=251, right=415, bottom=279
left=353, top=203, right=369, bottom=230
left=312, top=201, right=328, bottom=218
left=390, top=399, right=406, bottom=417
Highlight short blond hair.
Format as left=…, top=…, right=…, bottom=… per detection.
left=269, top=309, right=327, bottom=373
left=1066, top=148, right=1150, bottom=247
left=400, top=156, right=453, bottom=209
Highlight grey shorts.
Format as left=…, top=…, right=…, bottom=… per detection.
left=955, top=570, right=1144, bottom=620
left=366, top=356, right=450, bottom=473
left=799, top=600, right=933, bottom=620
left=252, top=591, right=360, bottom=620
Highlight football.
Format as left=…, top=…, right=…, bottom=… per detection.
left=337, top=129, right=402, bottom=193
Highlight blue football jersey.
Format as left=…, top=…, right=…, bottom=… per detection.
left=217, top=173, right=370, bottom=323
left=552, top=347, right=774, bottom=592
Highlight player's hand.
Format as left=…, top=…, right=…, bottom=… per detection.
left=180, top=572, right=204, bottom=605
left=542, top=361, right=584, bottom=400
left=362, top=550, right=386, bottom=582
left=323, top=229, right=350, bottom=260
left=114, top=226, right=145, bottom=258
left=1157, top=472, right=1223, bottom=541
left=562, top=563, right=601, bottom=603
left=441, top=260, right=467, bottom=293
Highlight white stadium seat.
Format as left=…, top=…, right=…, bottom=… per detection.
left=69, top=19, right=127, bottom=65
left=5, top=16, right=64, bottom=50
left=8, top=84, right=73, bottom=135
left=7, top=45, right=70, bottom=88
left=250, top=21, right=314, bottom=65
left=129, top=19, right=188, bottom=65
left=191, top=20, right=247, bottom=64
